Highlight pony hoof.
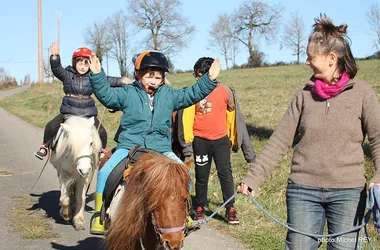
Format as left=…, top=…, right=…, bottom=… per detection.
left=61, top=216, right=71, bottom=222
left=60, top=208, right=71, bottom=222
left=74, top=223, right=86, bottom=231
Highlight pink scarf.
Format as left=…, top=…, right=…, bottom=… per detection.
left=312, top=72, right=350, bottom=99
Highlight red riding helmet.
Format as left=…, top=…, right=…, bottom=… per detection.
left=72, top=47, right=92, bottom=68
left=134, top=50, right=169, bottom=72
left=72, top=47, right=92, bottom=59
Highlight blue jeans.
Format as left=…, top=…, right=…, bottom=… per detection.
left=285, top=182, right=366, bottom=250
left=96, top=148, right=183, bottom=194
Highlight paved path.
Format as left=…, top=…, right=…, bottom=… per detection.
left=0, top=86, right=247, bottom=250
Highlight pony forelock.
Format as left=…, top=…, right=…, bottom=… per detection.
left=106, top=152, right=189, bottom=250
left=55, top=116, right=101, bottom=162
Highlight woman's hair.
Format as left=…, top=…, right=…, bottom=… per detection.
left=308, top=14, right=358, bottom=78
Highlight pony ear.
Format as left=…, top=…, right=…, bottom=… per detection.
left=60, top=123, right=71, bottom=133
left=88, top=116, right=95, bottom=127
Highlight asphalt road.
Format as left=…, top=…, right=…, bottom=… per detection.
left=0, top=86, right=247, bottom=250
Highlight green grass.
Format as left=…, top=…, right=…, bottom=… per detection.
left=0, top=84, right=19, bottom=91
left=8, top=195, right=59, bottom=239
left=1, top=60, right=380, bottom=249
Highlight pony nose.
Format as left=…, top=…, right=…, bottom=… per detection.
left=77, top=166, right=91, bottom=177
left=78, top=169, right=86, bottom=177
left=163, top=239, right=183, bottom=250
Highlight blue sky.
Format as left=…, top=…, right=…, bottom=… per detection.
left=1, top=0, right=378, bottom=82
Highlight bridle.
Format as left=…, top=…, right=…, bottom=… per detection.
left=146, top=197, right=190, bottom=249
left=152, top=213, right=186, bottom=236
left=74, top=154, right=94, bottom=177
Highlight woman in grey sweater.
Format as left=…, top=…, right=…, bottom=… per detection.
left=238, top=14, right=380, bottom=250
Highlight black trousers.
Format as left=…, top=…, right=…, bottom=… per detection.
left=193, top=135, right=235, bottom=209
left=43, top=113, right=107, bottom=149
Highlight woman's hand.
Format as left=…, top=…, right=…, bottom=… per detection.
left=208, top=58, right=221, bottom=80
left=89, top=54, right=101, bottom=74
left=237, top=182, right=256, bottom=197
left=50, top=41, right=59, bottom=58
left=369, top=182, right=380, bottom=190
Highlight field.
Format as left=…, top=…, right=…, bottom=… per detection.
left=1, top=60, right=379, bottom=249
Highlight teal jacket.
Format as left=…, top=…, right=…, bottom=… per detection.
left=89, top=70, right=218, bottom=153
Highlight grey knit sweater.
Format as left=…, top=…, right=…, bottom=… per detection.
left=242, top=78, right=380, bottom=192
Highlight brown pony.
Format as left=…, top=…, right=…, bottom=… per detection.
left=105, top=151, right=190, bottom=250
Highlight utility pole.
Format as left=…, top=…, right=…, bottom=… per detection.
left=57, top=9, right=61, bottom=50
left=8, top=57, right=13, bottom=78
left=38, top=0, right=43, bottom=83
left=46, top=48, right=51, bottom=83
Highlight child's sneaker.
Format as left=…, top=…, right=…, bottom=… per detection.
left=34, top=145, right=48, bottom=160
left=225, top=207, right=240, bottom=225
left=193, top=206, right=205, bottom=221
left=99, top=148, right=107, bottom=160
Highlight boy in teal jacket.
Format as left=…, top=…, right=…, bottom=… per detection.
left=88, top=50, right=221, bottom=234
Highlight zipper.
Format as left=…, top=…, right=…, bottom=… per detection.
left=325, top=98, right=331, bottom=115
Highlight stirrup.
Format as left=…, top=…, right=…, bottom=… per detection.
left=90, top=212, right=105, bottom=235
left=34, top=150, right=46, bottom=160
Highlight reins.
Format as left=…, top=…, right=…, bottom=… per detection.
left=31, top=147, right=51, bottom=189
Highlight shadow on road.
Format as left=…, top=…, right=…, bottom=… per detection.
left=50, top=237, right=106, bottom=250
left=29, top=191, right=96, bottom=225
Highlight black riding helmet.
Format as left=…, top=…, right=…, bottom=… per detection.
left=134, top=50, right=169, bottom=72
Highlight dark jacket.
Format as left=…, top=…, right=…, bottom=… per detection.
left=50, top=55, right=122, bottom=117
left=231, top=88, right=256, bottom=163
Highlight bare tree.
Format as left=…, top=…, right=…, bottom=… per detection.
left=281, top=12, right=306, bottom=64
left=231, top=0, right=283, bottom=67
left=367, top=2, right=380, bottom=53
left=127, top=0, right=195, bottom=60
left=208, top=13, right=237, bottom=70
left=23, top=74, right=32, bottom=86
left=0, top=68, right=17, bottom=88
left=84, top=21, right=111, bottom=64
left=106, top=10, right=130, bottom=77
left=230, top=39, right=240, bottom=68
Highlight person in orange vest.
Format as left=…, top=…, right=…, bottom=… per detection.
left=179, top=57, right=254, bottom=224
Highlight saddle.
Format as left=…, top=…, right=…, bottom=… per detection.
left=100, top=145, right=161, bottom=221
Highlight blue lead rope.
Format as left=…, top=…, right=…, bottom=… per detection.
left=247, top=186, right=380, bottom=249
left=367, top=185, right=380, bottom=235
left=190, top=187, right=380, bottom=249
left=190, top=193, right=238, bottom=227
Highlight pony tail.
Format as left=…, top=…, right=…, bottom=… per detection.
left=313, top=14, right=347, bottom=39
left=337, top=24, right=347, bottom=35
left=310, top=14, right=357, bottom=78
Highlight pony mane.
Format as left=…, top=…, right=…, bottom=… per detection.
left=106, top=152, right=190, bottom=250
left=55, top=116, right=101, bottom=162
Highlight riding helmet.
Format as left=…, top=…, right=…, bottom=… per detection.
left=134, top=50, right=169, bottom=72
left=72, top=47, right=92, bottom=66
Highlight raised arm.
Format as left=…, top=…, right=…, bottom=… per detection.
left=88, top=54, right=125, bottom=110
left=172, top=58, right=221, bottom=110
left=49, top=41, right=70, bottom=82
left=107, top=76, right=124, bottom=87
